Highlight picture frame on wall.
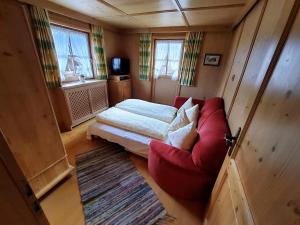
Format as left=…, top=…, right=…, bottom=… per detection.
left=203, top=54, right=222, bottom=66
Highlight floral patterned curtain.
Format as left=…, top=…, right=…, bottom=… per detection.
left=91, top=25, right=108, bottom=80
left=139, top=33, right=152, bottom=80
left=29, top=5, right=61, bottom=88
left=179, top=32, right=203, bottom=86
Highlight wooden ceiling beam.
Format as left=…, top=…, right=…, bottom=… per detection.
left=172, top=0, right=190, bottom=26
left=97, top=0, right=128, bottom=16
left=182, top=3, right=245, bottom=12
left=232, top=0, right=259, bottom=28
left=121, top=25, right=232, bottom=34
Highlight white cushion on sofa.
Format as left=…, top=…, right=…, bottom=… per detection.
left=177, top=97, right=193, bottom=115
left=186, top=104, right=199, bottom=124
left=168, top=122, right=198, bottom=151
left=168, top=110, right=190, bottom=132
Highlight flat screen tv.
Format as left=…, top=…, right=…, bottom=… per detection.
left=111, top=57, right=130, bottom=75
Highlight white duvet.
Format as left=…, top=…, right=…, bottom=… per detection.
left=95, top=107, right=169, bottom=140
left=115, top=99, right=177, bottom=123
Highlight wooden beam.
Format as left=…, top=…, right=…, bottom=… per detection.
left=121, top=25, right=232, bottom=34
left=18, top=0, right=121, bottom=33
left=172, top=0, right=190, bottom=26
left=182, top=3, right=245, bottom=12
left=232, top=0, right=259, bottom=28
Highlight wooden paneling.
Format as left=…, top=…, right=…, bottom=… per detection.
left=206, top=160, right=254, bottom=225
left=222, top=0, right=265, bottom=114
left=228, top=0, right=295, bottom=133
left=217, top=22, right=244, bottom=97
left=132, top=11, right=186, bottom=27
left=185, top=7, right=243, bottom=26
left=0, top=0, right=72, bottom=197
left=105, top=0, right=176, bottom=14
left=235, top=8, right=300, bottom=225
left=21, top=0, right=254, bottom=29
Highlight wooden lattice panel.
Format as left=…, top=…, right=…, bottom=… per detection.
left=90, top=84, right=108, bottom=112
left=67, top=89, right=92, bottom=121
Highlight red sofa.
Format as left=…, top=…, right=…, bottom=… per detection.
left=148, top=96, right=230, bottom=200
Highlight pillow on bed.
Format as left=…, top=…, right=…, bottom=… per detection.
left=168, top=122, right=198, bottom=151
left=177, top=97, right=193, bottom=115
left=168, top=110, right=190, bottom=132
left=186, top=104, right=199, bottom=125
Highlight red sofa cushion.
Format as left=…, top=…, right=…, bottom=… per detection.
left=192, top=108, right=229, bottom=174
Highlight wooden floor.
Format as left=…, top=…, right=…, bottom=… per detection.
left=40, top=119, right=205, bottom=225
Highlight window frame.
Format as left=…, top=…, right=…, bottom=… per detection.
left=50, top=20, right=96, bottom=83
left=152, top=37, right=184, bottom=80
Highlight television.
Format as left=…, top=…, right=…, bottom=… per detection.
left=110, top=57, right=130, bottom=75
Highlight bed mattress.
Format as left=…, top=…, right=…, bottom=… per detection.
left=115, top=99, right=177, bottom=123
left=95, top=107, right=169, bottom=140
left=87, top=122, right=151, bottom=158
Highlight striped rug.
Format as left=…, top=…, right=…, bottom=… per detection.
left=75, top=143, right=175, bottom=225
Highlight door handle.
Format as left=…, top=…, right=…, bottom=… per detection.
left=225, top=127, right=241, bottom=156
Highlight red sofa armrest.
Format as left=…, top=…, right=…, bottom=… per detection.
left=149, top=140, right=200, bottom=173
left=148, top=139, right=215, bottom=199
left=173, top=96, right=205, bottom=109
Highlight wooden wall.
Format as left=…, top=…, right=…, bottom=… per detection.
left=122, top=31, right=233, bottom=102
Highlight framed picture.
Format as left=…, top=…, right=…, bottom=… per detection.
left=203, top=54, right=222, bottom=66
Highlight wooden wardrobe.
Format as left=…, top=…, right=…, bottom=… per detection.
left=0, top=0, right=73, bottom=198
left=205, top=0, right=300, bottom=225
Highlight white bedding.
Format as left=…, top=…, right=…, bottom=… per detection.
left=95, top=107, right=169, bottom=140
left=115, top=99, right=177, bottom=123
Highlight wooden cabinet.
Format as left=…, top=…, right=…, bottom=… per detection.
left=108, top=78, right=132, bottom=106
left=50, top=80, right=109, bottom=131
left=0, top=0, right=72, bottom=199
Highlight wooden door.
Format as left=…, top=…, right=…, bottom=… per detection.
left=222, top=0, right=266, bottom=114
left=0, top=130, right=50, bottom=225
left=152, top=77, right=180, bottom=105
left=205, top=0, right=300, bottom=225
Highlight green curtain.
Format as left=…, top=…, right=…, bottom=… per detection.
left=29, top=6, right=61, bottom=88
left=91, top=25, right=108, bottom=80
left=179, top=32, right=203, bottom=86
left=139, top=33, right=152, bottom=80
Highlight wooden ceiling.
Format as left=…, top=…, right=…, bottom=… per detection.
left=23, top=0, right=257, bottom=30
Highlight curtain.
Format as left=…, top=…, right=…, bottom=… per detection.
left=179, top=32, right=203, bottom=86
left=29, top=6, right=61, bottom=88
left=139, top=33, right=152, bottom=80
left=154, top=40, right=183, bottom=80
left=91, top=25, right=108, bottom=80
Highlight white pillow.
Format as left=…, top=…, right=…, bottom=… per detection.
left=186, top=104, right=199, bottom=124
left=177, top=97, right=193, bottom=115
left=168, top=110, right=190, bottom=132
left=168, top=122, right=198, bottom=151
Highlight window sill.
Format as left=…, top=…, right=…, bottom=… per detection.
left=62, top=79, right=106, bottom=89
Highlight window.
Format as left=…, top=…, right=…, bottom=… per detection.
left=51, top=25, right=94, bottom=82
left=153, top=40, right=183, bottom=80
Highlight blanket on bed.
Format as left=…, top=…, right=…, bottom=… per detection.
left=95, top=107, right=169, bottom=140
left=115, top=99, right=177, bottom=123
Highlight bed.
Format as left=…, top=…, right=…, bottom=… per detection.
left=87, top=99, right=176, bottom=157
